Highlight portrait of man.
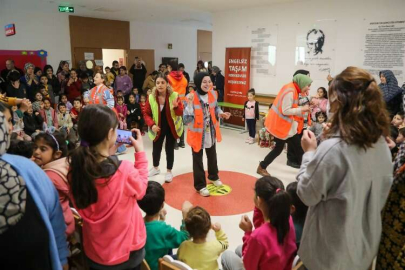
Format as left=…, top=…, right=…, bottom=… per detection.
left=306, top=29, right=325, bottom=56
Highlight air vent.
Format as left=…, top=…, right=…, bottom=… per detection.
left=93, top=7, right=121, bottom=13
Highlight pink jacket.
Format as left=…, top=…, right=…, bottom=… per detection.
left=242, top=215, right=297, bottom=270
left=311, top=97, right=328, bottom=120
left=115, top=104, right=128, bottom=121
left=74, top=152, right=148, bottom=265
left=43, top=157, right=75, bottom=236
left=39, top=107, right=59, bottom=129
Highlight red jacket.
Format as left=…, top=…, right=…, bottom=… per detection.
left=143, top=92, right=183, bottom=141
left=66, top=80, right=82, bottom=103
left=70, top=107, right=81, bottom=124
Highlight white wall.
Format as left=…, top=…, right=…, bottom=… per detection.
left=130, top=21, right=203, bottom=77
left=212, top=0, right=405, bottom=96
left=102, top=49, right=126, bottom=68
left=0, top=0, right=72, bottom=71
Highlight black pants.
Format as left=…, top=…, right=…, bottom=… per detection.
left=192, top=143, right=219, bottom=191
left=260, top=133, right=303, bottom=169
left=153, top=130, right=175, bottom=170
left=246, top=119, right=256, bottom=138
left=287, top=132, right=304, bottom=163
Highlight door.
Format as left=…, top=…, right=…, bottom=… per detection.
left=73, top=47, right=103, bottom=70
left=127, top=49, right=155, bottom=78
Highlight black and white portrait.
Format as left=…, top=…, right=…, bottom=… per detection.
left=306, top=29, right=325, bottom=56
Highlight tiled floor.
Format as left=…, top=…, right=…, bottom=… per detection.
left=119, top=127, right=298, bottom=261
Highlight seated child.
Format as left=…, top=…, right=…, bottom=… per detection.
left=391, top=112, right=404, bottom=141
left=60, top=94, right=73, bottom=112
left=138, top=181, right=191, bottom=270
left=80, top=72, right=92, bottom=94
left=115, top=96, right=127, bottom=130
left=221, top=176, right=296, bottom=270
left=126, top=87, right=140, bottom=104
left=40, top=98, right=58, bottom=130
left=105, top=66, right=115, bottom=87
left=286, top=182, right=308, bottom=250
left=23, top=105, right=44, bottom=138
left=139, top=94, right=147, bottom=118
left=58, top=103, right=77, bottom=143
left=40, top=74, right=55, bottom=104
left=11, top=105, right=32, bottom=141
left=146, top=89, right=152, bottom=98
left=309, top=111, right=327, bottom=138
left=7, top=140, right=35, bottom=159
left=127, top=94, right=144, bottom=131
left=70, top=98, right=82, bottom=125
left=32, top=91, right=44, bottom=112
left=178, top=206, right=229, bottom=270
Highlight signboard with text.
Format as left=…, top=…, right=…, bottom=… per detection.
left=5, top=24, right=16, bottom=37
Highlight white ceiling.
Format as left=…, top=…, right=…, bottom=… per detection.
left=9, top=0, right=305, bottom=28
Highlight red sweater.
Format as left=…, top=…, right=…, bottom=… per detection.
left=144, top=92, right=184, bottom=141
left=66, top=80, right=82, bottom=103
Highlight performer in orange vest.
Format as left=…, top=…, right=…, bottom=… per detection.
left=184, top=72, right=231, bottom=197
left=167, top=60, right=188, bottom=149
left=84, top=72, right=115, bottom=109
left=257, top=74, right=312, bottom=176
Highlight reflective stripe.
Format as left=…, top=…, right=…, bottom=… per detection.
left=293, top=100, right=298, bottom=105
left=194, top=104, right=202, bottom=109
left=209, top=102, right=216, bottom=108
left=179, top=94, right=185, bottom=97
left=277, top=89, right=294, bottom=108
left=271, top=105, right=293, bottom=124
left=174, top=116, right=182, bottom=125
left=188, top=126, right=203, bottom=133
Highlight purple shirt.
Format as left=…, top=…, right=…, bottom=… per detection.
left=114, top=75, right=133, bottom=96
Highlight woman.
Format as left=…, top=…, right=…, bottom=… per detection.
left=20, top=62, right=39, bottom=102
left=193, top=60, right=207, bottom=78
left=257, top=74, right=312, bottom=176
left=184, top=72, right=231, bottom=197
left=66, top=69, right=82, bottom=103
left=84, top=72, right=115, bottom=109
left=379, top=70, right=403, bottom=117
left=115, top=66, right=133, bottom=96
left=0, top=103, right=68, bottom=270
left=144, top=73, right=184, bottom=183
left=142, top=71, right=158, bottom=94
left=44, top=65, right=61, bottom=102
left=298, top=67, right=393, bottom=270
left=56, top=61, right=70, bottom=97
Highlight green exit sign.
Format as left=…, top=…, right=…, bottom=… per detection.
left=58, top=6, right=74, bottom=13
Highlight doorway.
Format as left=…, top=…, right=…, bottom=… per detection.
left=102, top=49, right=126, bottom=69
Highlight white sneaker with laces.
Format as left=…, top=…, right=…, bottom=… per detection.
left=165, top=172, right=173, bottom=183
left=210, top=179, right=223, bottom=187
left=199, top=188, right=210, bottom=197
left=245, top=138, right=250, bottom=143
left=249, top=137, right=255, bottom=144
left=148, top=167, right=160, bottom=177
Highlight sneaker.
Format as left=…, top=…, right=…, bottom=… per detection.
left=199, top=188, right=210, bottom=197
left=256, top=164, right=270, bottom=176
left=209, top=179, right=223, bottom=187
left=287, top=160, right=301, bottom=169
left=165, top=172, right=173, bottom=183
left=148, top=167, right=161, bottom=177
left=245, top=138, right=251, bottom=143
left=249, top=137, right=255, bottom=144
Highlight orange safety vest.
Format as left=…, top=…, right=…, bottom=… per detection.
left=167, top=74, right=187, bottom=101
left=89, top=85, right=114, bottom=105
left=265, top=82, right=310, bottom=139
left=187, top=90, right=222, bottom=153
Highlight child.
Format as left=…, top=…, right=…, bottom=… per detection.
left=39, top=85, right=51, bottom=102
left=7, top=140, right=35, bottom=159
left=115, top=66, right=133, bottom=96
left=60, top=94, right=73, bottom=112
left=126, top=87, right=140, bottom=104
left=138, top=181, right=191, bottom=270
left=66, top=70, right=82, bottom=103
left=146, top=89, right=152, bottom=98
left=309, top=111, right=327, bottom=137
left=23, top=105, right=44, bottom=138
left=286, top=181, right=308, bottom=250
left=105, top=66, right=115, bottom=87
left=11, top=105, right=32, bottom=141
left=139, top=94, right=147, bottom=117
left=83, top=97, right=90, bottom=107
left=40, top=98, right=59, bottom=129
left=80, top=72, right=92, bottom=94
left=396, top=127, right=405, bottom=144
left=178, top=206, right=229, bottom=270
left=115, top=96, right=128, bottom=130
left=58, top=103, right=77, bottom=143
left=5, top=71, right=27, bottom=99
left=221, top=176, right=296, bottom=270
left=127, top=94, right=143, bottom=130
left=391, top=112, right=404, bottom=140
left=68, top=105, right=147, bottom=269
left=40, top=74, right=55, bottom=104
left=70, top=98, right=82, bottom=125
left=259, top=104, right=272, bottom=148
left=32, top=92, right=44, bottom=112
left=242, top=89, right=259, bottom=144
left=32, top=131, right=75, bottom=237
left=311, top=87, right=328, bottom=121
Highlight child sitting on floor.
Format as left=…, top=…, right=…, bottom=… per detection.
left=258, top=104, right=274, bottom=148
left=40, top=98, right=58, bottom=130
left=178, top=206, right=229, bottom=270
left=309, top=111, right=327, bottom=138
left=115, top=96, right=128, bottom=130
left=138, top=181, right=191, bottom=270
left=32, top=91, right=44, bottom=112
left=59, top=94, right=73, bottom=112
left=12, top=105, right=32, bottom=141
left=57, top=103, right=77, bottom=143
left=23, top=105, right=43, bottom=139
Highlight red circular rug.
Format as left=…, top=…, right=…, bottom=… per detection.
left=163, top=171, right=257, bottom=216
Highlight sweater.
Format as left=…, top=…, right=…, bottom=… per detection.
left=23, top=112, right=44, bottom=136
left=243, top=100, right=259, bottom=120
left=142, top=75, right=155, bottom=92
left=115, top=103, right=128, bottom=121
left=115, top=75, right=133, bottom=96
left=2, top=154, right=68, bottom=270
left=57, top=112, right=73, bottom=129
left=310, top=97, right=328, bottom=120
left=73, top=152, right=148, bottom=265
left=40, top=108, right=59, bottom=129
left=242, top=217, right=296, bottom=270
left=297, top=136, right=393, bottom=270
left=66, top=80, right=82, bottom=103
left=178, top=230, right=229, bottom=270
left=43, top=158, right=75, bottom=236
left=144, top=220, right=189, bottom=270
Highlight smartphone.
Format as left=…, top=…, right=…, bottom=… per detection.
left=116, top=129, right=137, bottom=145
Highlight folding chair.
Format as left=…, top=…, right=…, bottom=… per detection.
left=158, top=255, right=193, bottom=270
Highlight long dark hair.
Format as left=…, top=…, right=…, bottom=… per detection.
left=255, top=176, right=291, bottom=244
left=68, top=105, right=119, bottom=209
left=34, top=131, right=69, bottom=158
left=317, top=87, right=328, bottom=99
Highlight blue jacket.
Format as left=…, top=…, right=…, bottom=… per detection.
left=2, top=154, right=68, bottom=270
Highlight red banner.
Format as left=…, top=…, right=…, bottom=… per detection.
left=224, top=48, right=251, bottom=105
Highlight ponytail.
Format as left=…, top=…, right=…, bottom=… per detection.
left=255, top=176, right=292, bottom=245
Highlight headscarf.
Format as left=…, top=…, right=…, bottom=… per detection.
left=379, top=70, right=403, bottom=102
left=293, top=69, right=310, bottom=77
left=194, top=72, right=210, bottom=96
left=212, top=66, right=221, bottom=74
left=293, top=74, right=313, bottom=91
left=24, top=62, right=34, bottom=82
left=0, top=111, right=27, bottom=234
left=43, top=64, right=54, bottom=74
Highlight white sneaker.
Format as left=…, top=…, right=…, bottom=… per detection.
left=148, top=167, right=160, bottom=177
left=249, top=137, right=255, bottom=144
left=165, top=172, right=173, bottom=183
left=199, top=188, right=210, bottom=197
left=210, top=179, right=223, bottom=187
left=245, top=138, right=251, bottom=143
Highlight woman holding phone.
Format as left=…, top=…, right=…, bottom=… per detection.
left=144, top=73, right=184, bottom=183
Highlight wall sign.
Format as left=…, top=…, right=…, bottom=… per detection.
left=5, top=24, right=16, bottom=37
left=84, top=52, right=94, bottom=60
